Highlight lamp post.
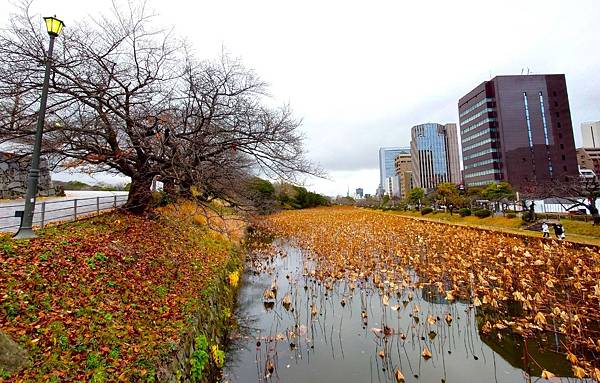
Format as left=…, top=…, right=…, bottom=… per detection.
left=14, top=16, right=64, bottom=239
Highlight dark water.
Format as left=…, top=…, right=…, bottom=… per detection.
left=223, top=241, right=588, bottom=383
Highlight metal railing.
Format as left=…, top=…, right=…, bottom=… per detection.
left=0, top=194, right=128, bottom=233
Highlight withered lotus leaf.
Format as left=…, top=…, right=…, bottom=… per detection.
left=395, top=368, right=406, bottom=382
left=254, top=207, right=600, bottom=377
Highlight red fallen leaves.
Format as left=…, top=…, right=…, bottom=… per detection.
left=0, top=202, right=240, bottom=381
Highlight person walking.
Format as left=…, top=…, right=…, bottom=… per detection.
left=541, top=221, right=550, bottom=238
left=552, top=223, right=565, bottom=240
left=558, top=224, right=565, bottom=240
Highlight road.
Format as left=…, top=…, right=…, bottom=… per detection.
left=0, top=191, right=129, bottom=233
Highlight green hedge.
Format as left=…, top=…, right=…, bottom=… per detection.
left=420, top=207, right=433, bottom=215
left=458, top=208, right=471, bottom=217
left=473, top=209, right=492, bottom=218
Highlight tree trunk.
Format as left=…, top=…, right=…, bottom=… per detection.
left=590, top=208, right=600, bottom=225
left=124, top=175, right=153, bottom=214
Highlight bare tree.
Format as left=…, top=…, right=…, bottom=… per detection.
left=522, top=176, right=600, bottom=224
left=0, top=1, right=320, bottom=213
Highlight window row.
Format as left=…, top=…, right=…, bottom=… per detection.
left=464, top=168, right=503, bottom=179
left=462, top=137, right=497, bottom=152
left=467, top=179, right=499, bottom=187
left=462, top=127, right=497, bottom=144
left=460, top=108, right=495, bottom=126
left=461, top=117, right=497, bottom=135
left=463, top=147, right=498, bottom=161
left=464, top=157, right=499, bottom=170
left=459, top=97, right=494, bottom=118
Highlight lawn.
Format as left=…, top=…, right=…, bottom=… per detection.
left=382, top=209, right=600, bottom=245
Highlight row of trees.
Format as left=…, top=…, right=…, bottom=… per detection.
left=247, top=178, right=329, bottom=214
left=0, top=1, right=320, bottom=214
left=357, top=182, right=516, bottom=214
left=356, top=175, right=600, bottom=225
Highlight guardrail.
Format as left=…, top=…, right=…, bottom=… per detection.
left=0, top=194, right=129, bottom=233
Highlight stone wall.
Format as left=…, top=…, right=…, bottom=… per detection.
left=0, top=153, right=54, bottom=199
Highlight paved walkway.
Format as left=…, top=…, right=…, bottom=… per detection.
left=0, top=191, right=128, bottom=233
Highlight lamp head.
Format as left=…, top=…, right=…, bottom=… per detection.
left=44, top=16, right=64, bottom=37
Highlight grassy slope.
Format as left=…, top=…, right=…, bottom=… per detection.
left=382, top=210, right=600, bottom=246
left=0, top=202, right=243, bottom=382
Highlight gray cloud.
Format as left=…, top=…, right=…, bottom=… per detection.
left=2, top=0, right=599, bottom=195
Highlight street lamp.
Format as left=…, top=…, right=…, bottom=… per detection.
left=14, top=16, right=64, bottom=239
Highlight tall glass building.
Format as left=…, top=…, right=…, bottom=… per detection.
left=378, top=147, right=410, bottom=194
left=410, top=123, right=461, bottom=191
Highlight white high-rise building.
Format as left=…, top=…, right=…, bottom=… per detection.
left=581, top=121, right=600, bottom=148
left=384, top=175, right=401, bottom=198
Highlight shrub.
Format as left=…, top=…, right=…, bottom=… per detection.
left=473, top=209, right=492, bottom=218
left=420, top=207, right=433, bottom=215
left=458, top=208, right=471, bottom=217
left=506, top=213, right=517, bottom=219
left=151, top=191, right=170, bottom=207
left=521, top=211, right=536, bottom=223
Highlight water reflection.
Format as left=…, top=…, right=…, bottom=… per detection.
left=224, top=241, right=590, bottom=383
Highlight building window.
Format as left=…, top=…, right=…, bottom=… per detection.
left=523, top=92, right=533, bottom=148
left=563, top=166, right=567, bottom=171
left=460, top=108, right=495, bottom=126
left=459, top=97, right=494, bottom=118
left=556, top=112, right=560, bottom=118
left=539, top=92, right=550, bottom=146
left=539, top=92, right=552, bottom=177
left=559, top=133, right=563, bottom=139
left=557, top=122, right=561, bottom=128
left=560, top=144, right=564, bottom=149
left=553, top=91, right=557, bottom=96
left=554, top=101, right=558, bottom=107
left=562, top=154, right=566, bottom=160
left=463, top=137, right=497, bottom=151
left=461, top=117, right=497, bottom=135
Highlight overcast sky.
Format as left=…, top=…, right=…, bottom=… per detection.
left=2, top=0, right=600, bottom=195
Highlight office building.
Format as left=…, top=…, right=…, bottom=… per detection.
left=378, top=147, right=410, bottom=195
left=581, top=121, right=600, bottom=148
left=394, top=152, right=413, bottom=199
left=458, top=74, right=578, bottom=190
left=579, top=167, right=596, bottom=179
left=355, top=188, right=364, bottom=199
left=410, top=123, right=461, bottom=191
left=577, top=147, right=600, bottom=177
left=384, top=175, right=401, bottom=197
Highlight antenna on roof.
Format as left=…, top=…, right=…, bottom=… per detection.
left=521, top=68, right=524, bottom=75
left=527, top=68, right=530, bottom=75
